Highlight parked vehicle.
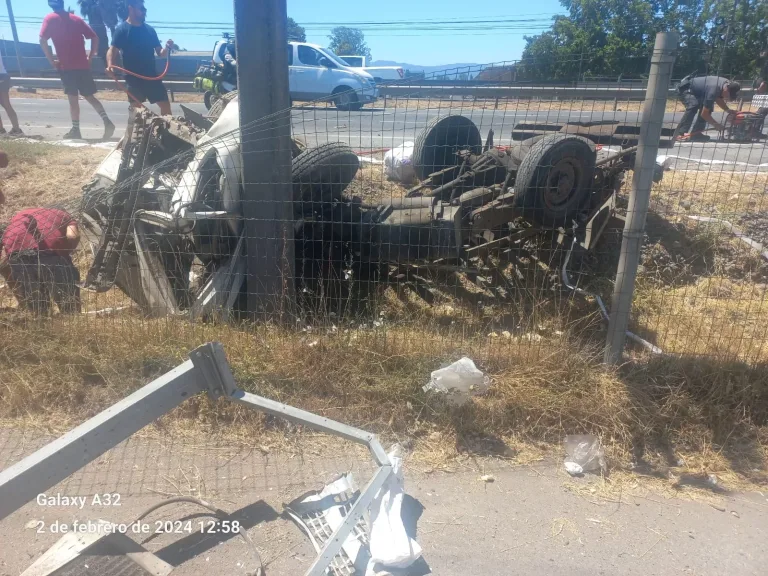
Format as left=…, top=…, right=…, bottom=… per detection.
left=288, top=43, right=378, bottom=110
left=339, top=55, right=404, bottom=83
left=195, top=38, right=378, bottom=111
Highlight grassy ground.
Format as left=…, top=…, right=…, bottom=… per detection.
left=0, top=140, right=766, bottom=494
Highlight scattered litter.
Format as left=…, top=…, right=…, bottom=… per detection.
left=731, top=511, right=740, bottom=518
left=564, top=462, right=584, bottom=475
left=707, top=473, right=718, bottom=486
left=586, top=518, right=603, bottom=524
left=423, top=357, right=490, bottom=406
left=480, top=474, right=495, bottom=483
left=85, top=306, right=130, bottom=317
left=563, top=435, right=606, bottom=475
left=24, top=519, right=38, bottom=529
left=384, top=141, right=415, bottom=183
left=368, top=445, right=422, bottom=574
left=285, top=445, right=422, bottom=576
left=709, top=503, right=726, bottom=512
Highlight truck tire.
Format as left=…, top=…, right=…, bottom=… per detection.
left=412, top=114, right=482, bottom=181
left=207, top=90, right=238, bottom=121
left=513, top=134, right=595, bottom=227
left=333, top=86, right=359, bottom=111
left=292, top=142, right=359, bottom=203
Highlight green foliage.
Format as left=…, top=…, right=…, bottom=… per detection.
left=328, top=27, right=372, bottom=61
left=519, top=0, right=768, bottom=81
left=288, top=17, right=306, bottom=42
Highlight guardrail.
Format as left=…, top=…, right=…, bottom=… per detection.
left=11, top=77, right=757, bottom=102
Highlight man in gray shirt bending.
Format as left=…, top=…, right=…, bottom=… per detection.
left=675, top=76, right=740, bottom=142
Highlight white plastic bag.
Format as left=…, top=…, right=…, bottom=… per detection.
left=384, top=142, right=415, bottom=183
left=564, top=434, right=606, bottom=475
left=366, top=445, right=422, bottom=574
left=423, top=357, right=490, bottom=406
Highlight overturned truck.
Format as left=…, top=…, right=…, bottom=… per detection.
left=80, top=96, right=661, bottom=318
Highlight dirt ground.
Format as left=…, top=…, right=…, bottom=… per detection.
left=11, top=87, right=205, bottom=104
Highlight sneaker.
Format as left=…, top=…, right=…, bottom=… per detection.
left=103, top=119, right=115, bottom=140
left=9, top=127, right=23, bottom=136
left=63, top=127, right=81, bottom=140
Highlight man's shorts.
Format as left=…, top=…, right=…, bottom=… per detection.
left=125, top=78, right=168, bottom=104
left=0, top=73, right=11, bottom=93
left=60, top=69, right=98, bottom=97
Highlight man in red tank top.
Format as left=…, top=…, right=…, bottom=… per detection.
left=39, top=0, right=115, bottom=140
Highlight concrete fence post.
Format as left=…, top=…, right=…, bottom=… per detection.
left=604, top=32, right=679, bottom=364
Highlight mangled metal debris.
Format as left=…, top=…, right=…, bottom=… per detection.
left=1, top=343, right=400, bottom=576
left=79, top=95, right=663, bottom=318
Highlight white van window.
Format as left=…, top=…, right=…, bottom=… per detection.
left=298, top=45, right=322, bottom=67
left=287, top=45, right=293, bottom=65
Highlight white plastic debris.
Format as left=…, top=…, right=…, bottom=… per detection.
left=384, top=142, right=415, bottom=183
left=423, top=357, right=490, bottom=406
left=366, top=445, right=422, bottom=574
left=285, top=445, right=422, bottom=576
left=564, top=434, right=606, bottom=475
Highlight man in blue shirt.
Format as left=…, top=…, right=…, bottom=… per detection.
left=106, top=0, right=173, bottom=115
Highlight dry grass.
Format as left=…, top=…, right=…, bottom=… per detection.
left=0, top=142, right=767, bottom=494
left=0, top=140, right=106, bottom=218
left=0, top=313, right=765, bottom=489
left=649, top=170, right=768, bottom=218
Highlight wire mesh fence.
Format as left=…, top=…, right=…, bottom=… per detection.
left=0, top=52, right=767, bottom=382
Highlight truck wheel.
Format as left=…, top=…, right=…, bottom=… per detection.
left=292, top=142, right=360, bottom=203
left=333, top=87, right=359, bottom=111
left=207, top=90, right=238, bottom=121
left=413, top=115, right=482, bottom=181
left=513, top=134, right=595, bottom=227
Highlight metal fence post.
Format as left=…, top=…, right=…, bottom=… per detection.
left=234, top=0, right=295, bottom=319
left=604, top=32, right=678, bottom=364
left=5, top=0, right=24, bottom=77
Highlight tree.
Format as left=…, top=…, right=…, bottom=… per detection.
left=77, top=0, right=109, bottom=58
left=518, top=0, right=767, bottom=81
left=288, top=17, right=306, bottom=42
left=328, top=27, right=371, bottom=61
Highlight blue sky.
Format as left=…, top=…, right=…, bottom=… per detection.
left=0, top=0, right=566, bottom=65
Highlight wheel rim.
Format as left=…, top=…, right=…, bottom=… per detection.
left=337, top=91, right=352, bottom=107
left=543, top=157, right=581, bottom=210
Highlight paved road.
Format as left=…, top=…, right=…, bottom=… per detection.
left=7, top=97, right=768, bottom=171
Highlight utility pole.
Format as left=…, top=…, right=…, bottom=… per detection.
left=604, top=32, right=678, bottom=364
left=5, top=0, right=24, bottom=77
left=234, top=0, right=294, bottom=320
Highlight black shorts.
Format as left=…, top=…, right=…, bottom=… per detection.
left=125, top=78, right=168, bottom=104
left=0, top=73, right=10, bottom=92
left=60, top=69, right=98, bottom=97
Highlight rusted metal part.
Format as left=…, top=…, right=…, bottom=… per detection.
left=512, top=120, right=677, bottom=147
left=464, top=227, right=540, bottom=258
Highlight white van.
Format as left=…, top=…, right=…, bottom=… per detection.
left=287, top=42, right=378, bottom=110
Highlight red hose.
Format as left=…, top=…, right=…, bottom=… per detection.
left=106, top=54, right=171, bottom=110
